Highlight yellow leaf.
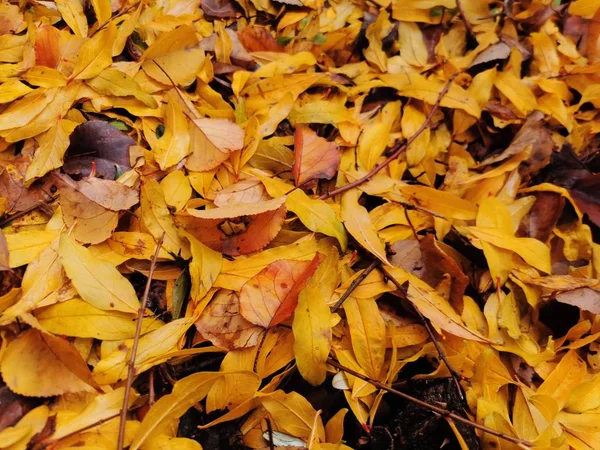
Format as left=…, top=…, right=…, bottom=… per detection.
left=344, top=296, right=386, bottom=379
left=25, top=119, right=77, bottom=181
left=205, top=369, right=261, bottom=413
left=90, top=0, right=111, bottom=25
left=358, top=101, right=401, bottom=170
left=35, top=298, right=163, bottom=340
left=142, top=47, right=206, bottom=87
left=3, top=227, right=55, bottom=268
left=261, top=390, right=326, bottom=441
left=142, top=435, right=204, bottom=450
left=152, top=92, right=190, bottom=170
left=364, top=10, right=390, bottom=71
left=184, top=231, right=222, bottom=302
left=293, top=249, right=338, bottom=385
left=0, top=405, right=49, bottom=450
left=379, top=72, right=481, bottom=118
left=257, top=173, right=348, bottom=250
left=71, top=22, right=117, bottom=80
left=399, top=185, right=478, bottom=220
left=161, top=170, right=192, bottom=211
left=141, top=179, right=188, bottom=257
left=131, top=371, right=257, bottom=449
left=22, top=66, right=68, bottom=88
left=398, top=22, right=429, bottom=67
left=93, top=317, right=194, bottom=385
left=59, top=233, right=140, bottom=313
left=186, top=118, right=245, bottom=172
left=0, top=239, right=68, bottom=325
left=0, top=88, right=57, bottom=132
left=0, top=329, right=97, bottom=396
left=341, top=190, right=390, bottom=265
left=537, top=350, right=587, bottom=409
left=0, top=79, right=32, bottom=103
left=107, top=232, right=175, bottom=261
left=55, top=0, right=88, bottom=37
left=493, top=71, right=538, bottom=116
left=51, top=388, right=138, bottom=441
left=325, top=408, right=348, bottom=444
left=465, top=227, right=551, bottom=274
left=87, top=69, right=158, bottom=108
left=405, top=271, right=491, bottom=342
left=1, top=82, right=79, bottom=142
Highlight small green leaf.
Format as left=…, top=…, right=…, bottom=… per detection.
left=277, top=35, right=294, bottom=46
left=430, top=6, right=444, bottom=16
left=311, top=33, right=327, bottom=45
left=172, top=269, right=191, bottom=320
left=109, top=120, right=129, bottom=131
left=156, top=124, right=165, bottom=139
left=300, top=16, right=310, bottom=29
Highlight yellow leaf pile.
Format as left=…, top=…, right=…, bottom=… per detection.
left=1, top=0, right=600, bottom=448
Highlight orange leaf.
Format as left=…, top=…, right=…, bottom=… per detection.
left=175, top=197, right=286, bottom=256
left=195, top=290, right=264, bottom=349
left=292, top=125, right=340, bottom=186
left=238, top=26, right=284, bottom=53
left=239, top=254, right=322, bottom=328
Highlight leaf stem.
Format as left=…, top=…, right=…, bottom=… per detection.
left=117, top=232, right=166, bottom=450
left=327, top=359, right=533, bottom=447
left=319, top=73, right=459, bottom=201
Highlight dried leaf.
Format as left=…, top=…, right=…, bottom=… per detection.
left=293, top=125, right=340, bottom=186
left=239, top=255, right=321, bottom=328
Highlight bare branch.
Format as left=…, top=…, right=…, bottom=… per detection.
left=319, top=73, right=459, bottom=200
left=331, top=260, right=380, bottom=313
left=327, top=359, right=533, bottom=447
left=117, top=232, right=166, bottom=450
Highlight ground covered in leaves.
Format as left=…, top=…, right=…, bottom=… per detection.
left=1, top=0, right=600, bottom=448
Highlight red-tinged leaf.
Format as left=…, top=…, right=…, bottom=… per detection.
left=555, top=288, right=600, bottom=314
left=239, top=254, right=322, bottom=328
left=293, top=125, right=340, bottom=186
left=175, top=198, right=287, bottom=256
left=195, top=290, right=264, bottom=349
left=35, top=25, right=61, bottom=68
left=238, top=27, right=285, bottom=53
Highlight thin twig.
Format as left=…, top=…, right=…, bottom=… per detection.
left=455, top=0, right=475, bottom=37
left=330, top=260, right=380, bottom=313
left=266, top=417, right=275, bottom=450
left=379, top=266, right=466, bottom=401
left=403, top=207, right=420, bottom=241
left=319, top=74, right=459, bottom=201
left=117, top=233, right=166, bottom=450
left=327, top=359, right=533, bottom=447
left=0, top=195, right=59, bottom=228
left=148, top=369, right=156, bottom=406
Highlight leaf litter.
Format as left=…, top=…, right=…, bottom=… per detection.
left=1, top=0, right=600, bottom=449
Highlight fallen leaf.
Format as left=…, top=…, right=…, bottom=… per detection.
left=0, top=329, right=98, bottom=397
left=195, top=290, right=264, bottom=349
left=175, top=197, right=287, bottom=256
left=59, top=233, right=140, bottom=313
left=293, top=125, right=340, bottom=186
left=239, top=255, right=321, bottom=328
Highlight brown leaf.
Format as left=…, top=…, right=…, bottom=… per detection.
left=292, top=126, right=340, bottom=187
left=480, top=111, right=555, bottom=177
left=0, top=166, right=52, bottom=215
left=238, top=27, right=285, bottom=53
left=0, top=232, right=9, bottom=271
left=55, top=173, right=139, bottom=244
left=470, top=42, right=511, bottom=67
left=419, top=234, right=470, bottom=312
left=556, top=288, right=600, bottom=314
left=0, top=382, right=33, bottom=432
left=63, top=121, right=135, bottom=179
left=239, top=255, right=321, bottom=328
left=518, top=192, right=565, bottom=241
left=570, top=174, right=600, bottom=228
left=201, top=0, right=237, bottom=18
left=195, top=290, right=264, bottom=349
left=175, top=198, right=287, bottom=256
